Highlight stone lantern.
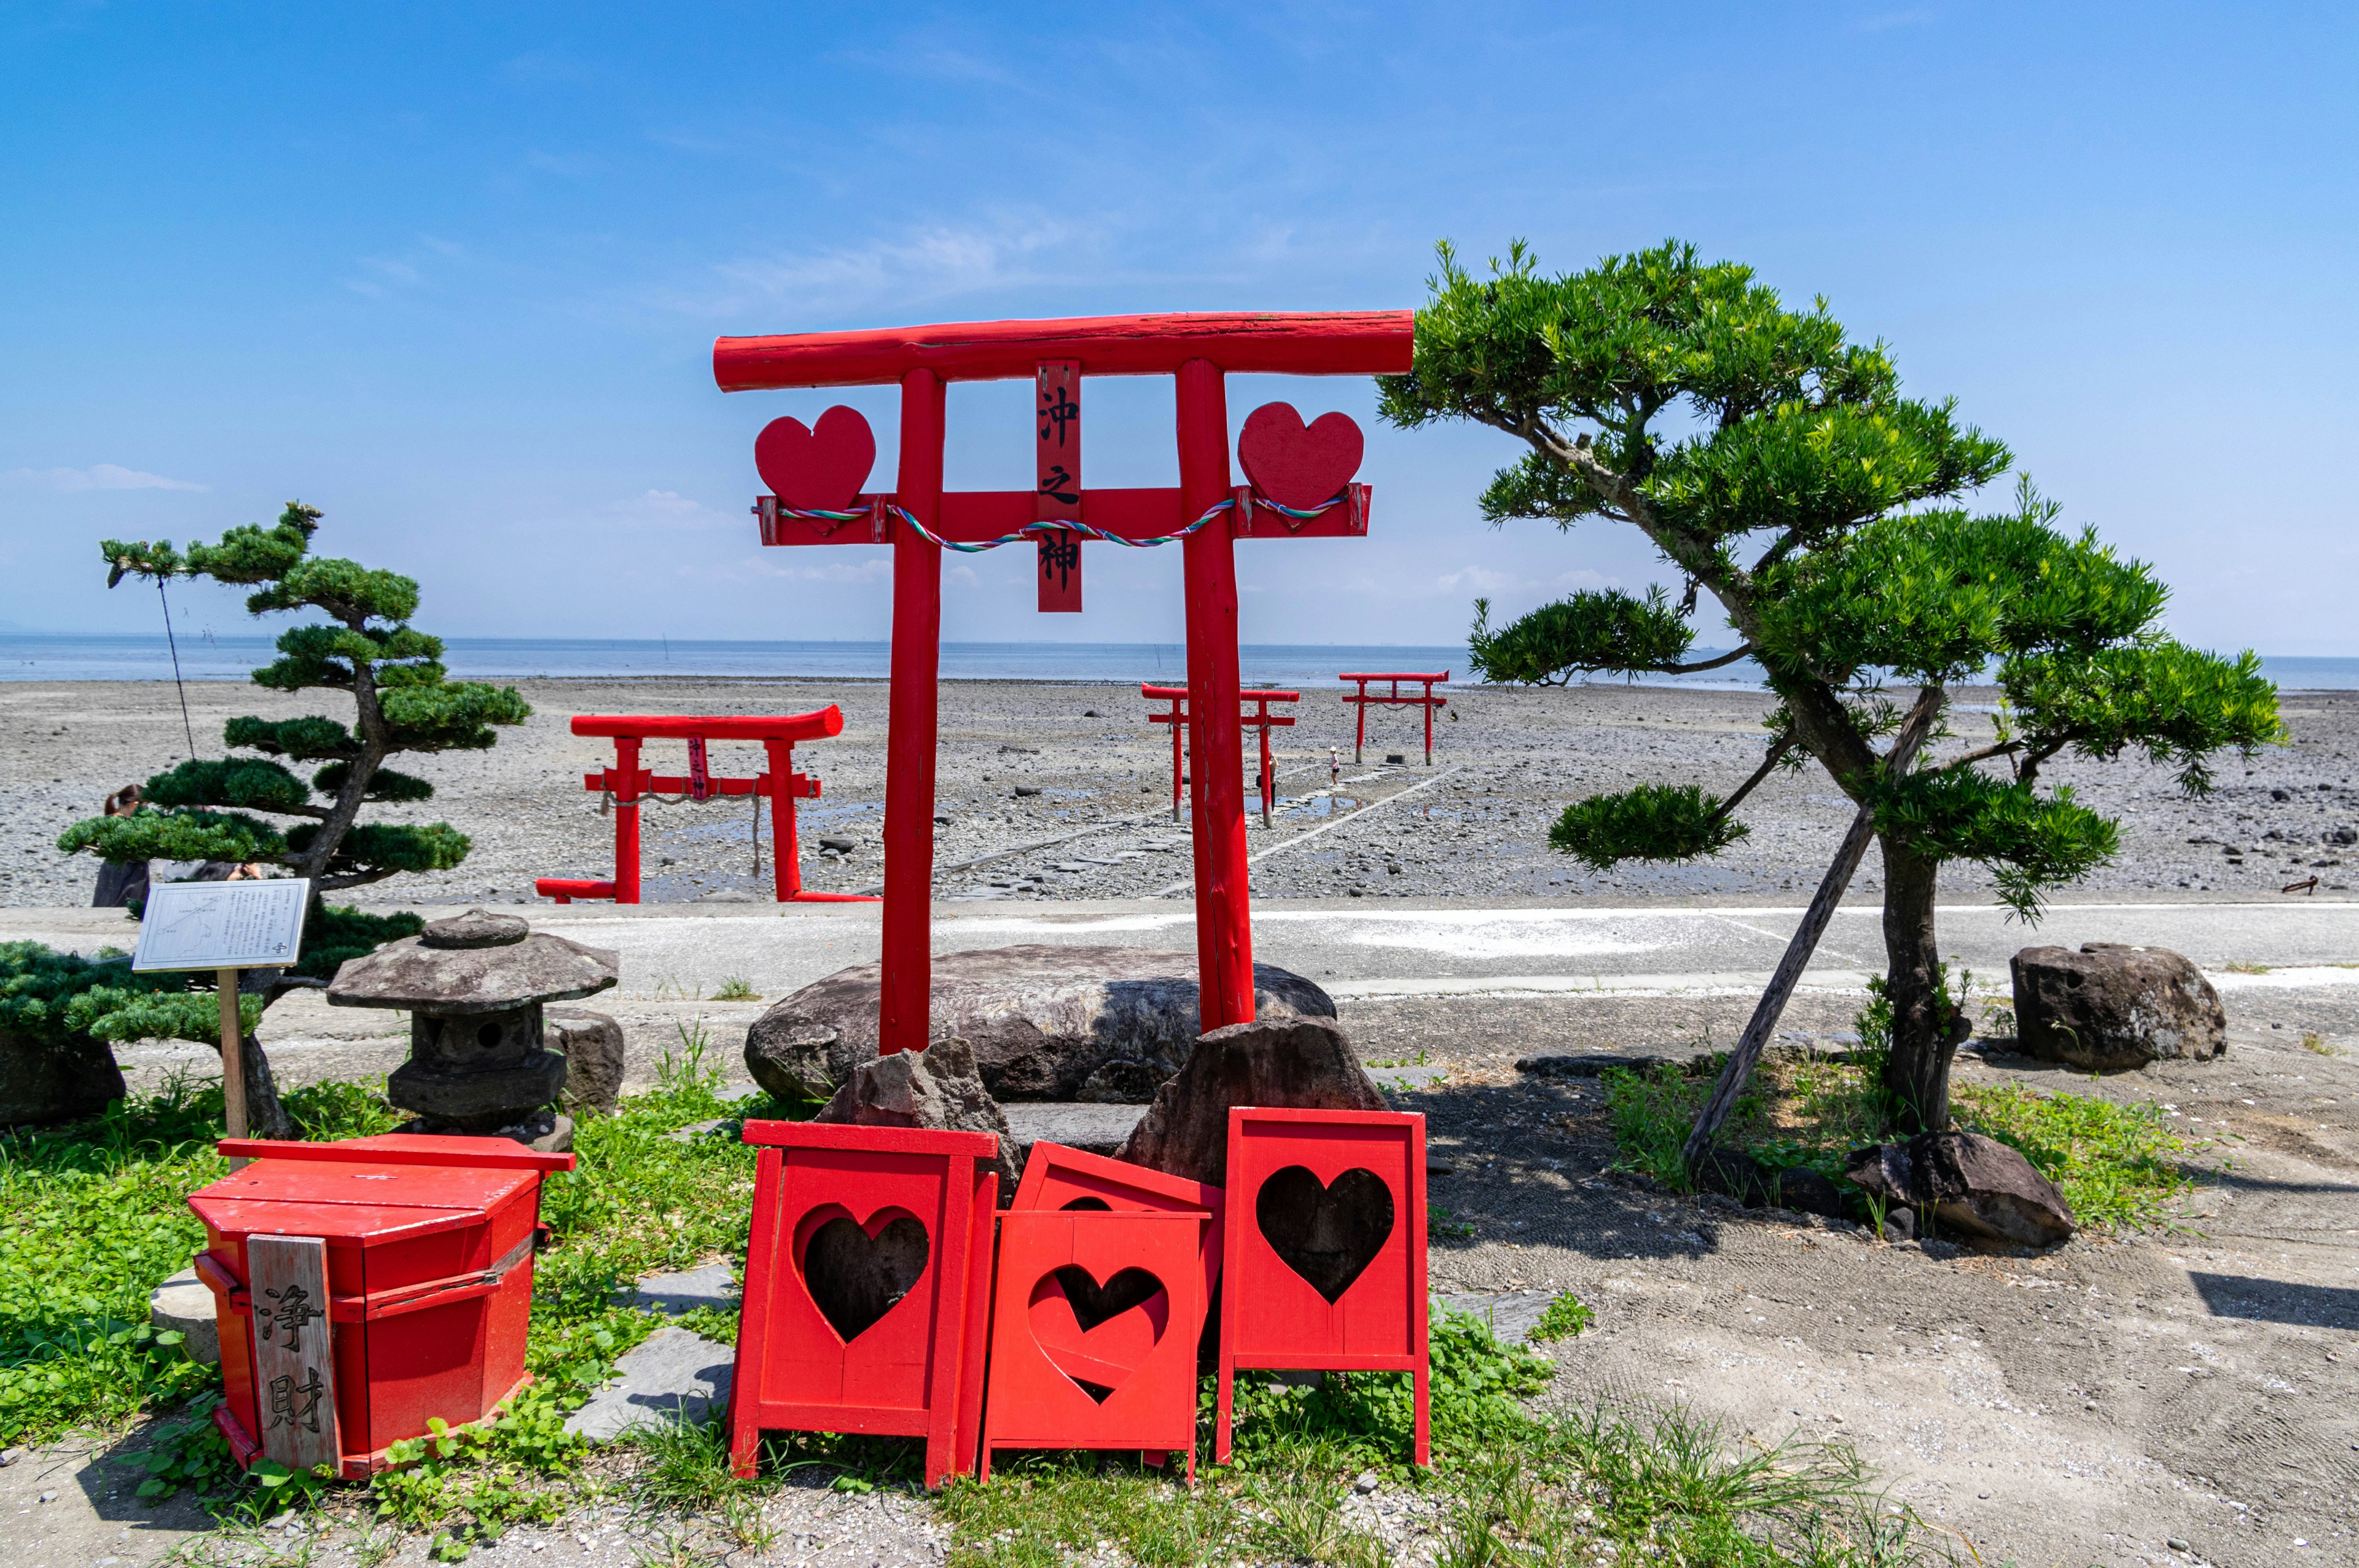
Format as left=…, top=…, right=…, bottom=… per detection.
left=328, top=908, right=618, bottom=1152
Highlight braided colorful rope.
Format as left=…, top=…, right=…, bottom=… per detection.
left=772, top=490, right=1345, bottom=550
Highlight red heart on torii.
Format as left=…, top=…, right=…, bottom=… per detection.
left=756, top=405, right=876, bottom=512
left=1237, top=402, right=1364, bottom=513
left=1027, top=1266, right=1168, bottom=1403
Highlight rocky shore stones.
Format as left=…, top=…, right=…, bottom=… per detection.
left=329, top=908, right=617, bottom=1150
left=1115, top=1015, right=1388, bottom=1186
left=0, top=1025, right=127, bottom=1128
left=742, top=943, right=1336, bottom=1106
left=812, top=1035, right=1017, bottom=1192
left=546, top=1007, right=625, bottom=1116
left=1845, top=1131, right=2077, bottom=1248
left=2011, top=942, right=2226, bottom=1070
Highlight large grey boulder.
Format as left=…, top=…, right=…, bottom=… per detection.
left=2011, top=942, right=2225, bottom=1070
left=1114, top=1016, right=1388, bottom=1187
left=1845, top=1131, right=2077, bottom=1248
left=0, top=1027, right=127, bottom=1129
left=813, top=1036, right=1018, bottom=1193
left=744, top=944, right=1336, bottom=1106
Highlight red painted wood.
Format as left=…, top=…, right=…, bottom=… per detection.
left=1214, top=1107, right=1427, bottom=1467
left=1035, top=360, right=1083, bottom=613
left=1232, top=481, right=1371, bottom=540
left=213, top=1135, right=575, bottom=1174
left=979, top=1211, right=1203, bottom=1482
left=1339, top=674, right=1449, bottom=765
left=726, top=1122, right=993, bottom=1489
left=754, top=406, right=877, bottom=510
left=571, top=712, right=845, bottom=741
left=1237, top=404, right=1366, bottom=512
left=714, top=310, right=1414, bottom=392
left=1176, top=359, right=1255, bottom=1031
left=882, top=369, right=946, bottom=1057
left=187, top=1137, right=555, bottom=1477
left=952, top=1170, right=998, bottom=1478
left=1009, top=1139, right=1226, bottom=1311
left=1142, top=685, right=1189, bottom=821
left=546, top=712, right=869, bottom=905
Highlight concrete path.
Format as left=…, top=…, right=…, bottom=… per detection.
left=12, top=895, right=2352, bottom=1002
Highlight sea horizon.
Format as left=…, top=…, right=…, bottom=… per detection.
left=5, top=633, right=2355, bottom=693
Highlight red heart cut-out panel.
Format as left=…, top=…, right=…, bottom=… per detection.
left=1238, top=402, right=1364, bottom=513
left=1027, top=1265, right=1168, bottom=1404
left=796, top=1206, right=929, bottom=1344
left=756, top=405, right=876, bottom=512
left=1254, top=1166, right=1395, bottom=1304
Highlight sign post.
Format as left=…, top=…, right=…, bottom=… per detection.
left=133, top=878, right=310, bottom=1162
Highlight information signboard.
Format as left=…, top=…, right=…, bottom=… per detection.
left=132, top=879, right=311, bottom=973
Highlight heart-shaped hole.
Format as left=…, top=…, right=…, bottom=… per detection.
left=799, top=1213, right=929, bottom=1343
left=755, top=405, right=877, bottom=512
left=1059, top=1197, right=1113, bottom=1211
left=1028, top=1266, right=1168, bottom=1403
left=1254, top=1166, right=1395, bottom=1304
left=1237, top=402, right=1364, bottom=513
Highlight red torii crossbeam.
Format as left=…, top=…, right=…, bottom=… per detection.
left=533, top=711, right=877, bottom=905
left=1142, top=684, right=1297, bottom=827
left=719, top=311, right=1412, bottom=1052
left=1339, top=671, right=1449, bottom=765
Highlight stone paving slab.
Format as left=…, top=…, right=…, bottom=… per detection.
left=563, top=1327, right=733, bottom=1441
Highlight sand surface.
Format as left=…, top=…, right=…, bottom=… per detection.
left=6, top=676, right=2358, bottom=908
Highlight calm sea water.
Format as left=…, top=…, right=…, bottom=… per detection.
left=7, top=635, right=2355, bottom=692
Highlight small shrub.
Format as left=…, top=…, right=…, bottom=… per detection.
left=1529, top=1292, right=1594, bottom=1343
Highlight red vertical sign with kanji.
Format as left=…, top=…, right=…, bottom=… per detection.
left=1036, top=359, right=1081, bottom=612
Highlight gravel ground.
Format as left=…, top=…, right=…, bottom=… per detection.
left=5, top=677, right=2358, bottom=909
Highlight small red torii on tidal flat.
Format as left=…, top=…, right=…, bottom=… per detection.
left=714, top=310, right=1412, bottom=1053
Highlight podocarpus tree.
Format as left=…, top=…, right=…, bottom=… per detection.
left=48, top=502, right=530, bottom=1134
left=1382, top=241, right=2280, bottom=1136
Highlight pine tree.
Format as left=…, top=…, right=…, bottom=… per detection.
left=45, top=502, right=530, bottom=1134
left=1382, top=241, right=2281, bottom=1135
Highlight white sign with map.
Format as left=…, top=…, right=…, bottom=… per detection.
left=131, top=878, right=311, bottom=973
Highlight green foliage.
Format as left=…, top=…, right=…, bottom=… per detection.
left=58, top=808, right=288, bottom=867
left=1871, top=770, right=2118, bottom=918
left=289, top=820, right=472, bottom=875
left=223, top=714, right=356, bottom=761
left=0, top=942, right=211, bottom=1051
left=1530, top=1292, right=1595, bottom=1343
left=1551, top=784, right=1748, bottom=869
left=295, top=905, right=426, bottom=980
left=1954, top=1083, right=2202, bottom=1232
left=313, top=761, right=434, bottom=802
left=141, top=758, right=313, bottom=814
left=1386, top=240, right=2280, bottom=1104
left=1468, top=587, right=1696, bottom=685
left=77, top=501, right=527, bottom=899
left=1224, top=1306, right=1557, bottom=1472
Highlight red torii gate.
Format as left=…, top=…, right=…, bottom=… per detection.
left=717, top=311, right=1411, bottom=1050
left=1142, top=684, right=1298, bottom=827
left=1340, top=670, right=1449, bottom=765
left=534, top=711, right=877, bottom=905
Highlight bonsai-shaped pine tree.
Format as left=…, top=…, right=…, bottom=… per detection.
left=45, top=501, right=530, bottom=1134
left=1382, top=241, right=2280, bottom=1137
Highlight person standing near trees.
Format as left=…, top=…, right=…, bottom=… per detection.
left=90, top=785, right=149, bottom=908
left=1382, top=240, right=2280, bottom=1141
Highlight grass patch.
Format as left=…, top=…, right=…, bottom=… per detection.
left=2301, top=1031, right=2339, bottom=1056
left=1598, top=1050, right=2208, bottom=1233
left=1530, top=1292, right=1595, bottom=1343
left=711, top=976, right=761, bottom=1002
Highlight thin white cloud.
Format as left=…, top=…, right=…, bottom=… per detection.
left=687, top=214, right=1092, bottom=319
left=3, top=463, right=206, bottom=493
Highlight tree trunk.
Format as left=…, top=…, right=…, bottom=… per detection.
left=216, top=1031, right=295, bottom=1140
left=1876, top=838, right=1955, bottom=1134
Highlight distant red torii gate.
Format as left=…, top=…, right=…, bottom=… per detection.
left=716, top=310, right=1412, bottom=1052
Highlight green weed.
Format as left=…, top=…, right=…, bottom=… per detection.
left=1530, top=1292, right=1595, bottom=1343
left=1952, top=1082, right=2202, bottom=1231
left=711, top=977, right=761, bottom=1002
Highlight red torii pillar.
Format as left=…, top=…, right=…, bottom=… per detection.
left=715, top=312, right=1411, bottom=1053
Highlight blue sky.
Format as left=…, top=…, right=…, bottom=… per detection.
left=3, top=2, right=2353, bottom=653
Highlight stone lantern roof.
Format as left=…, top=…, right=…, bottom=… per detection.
left=328, top=910, right=619, bottom=1016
